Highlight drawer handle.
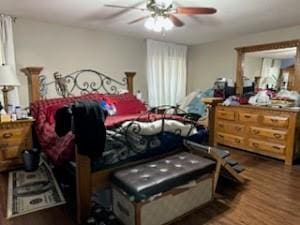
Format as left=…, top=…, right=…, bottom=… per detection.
left=244, top=115, right=251, bottom=119
left=235, top=139, right=241, bottom=144
left=252, top=129, right=260, bottom=135
left=2, top=132, right=13, bottom=139
left=252, top=143, right=259, bottom=148
left=218, top=135, right=224, bottom=139
left=273, top=133, right=282, bottom=139
left=272, top=146, right=281, bottom=150
left=270, top=119, right=278, bottom=123
left=235, top=127, right=242, bottom=132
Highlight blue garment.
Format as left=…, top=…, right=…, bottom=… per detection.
left=186, top=89, right=213, bottom=116
left=100, top=100, right=117, bottom=115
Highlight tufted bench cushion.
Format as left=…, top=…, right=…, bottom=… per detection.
left=112, top=152, right=215, bottom=201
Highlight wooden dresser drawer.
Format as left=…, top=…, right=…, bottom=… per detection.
left=249, top=139, right=286, bottom=155
left=216, top=110, right=235, bottom=121
left=0, top=138, right=29, bottom=149
left=216, top=121, right=245, bottom=134
left=216, top=132, right=245, bottom=146
left=0, top=158, right=23, bottom=171
left=0, top=146, right=21, bottom=161
left=262, top=115, right=289, bottom=128
left=238, top=112, right=258, bottom=123
left=0, top=127, right=31, bottom=145
left=213, top=105, right=298, bottom=165
left=0, top=127, right=28, bottom=139
left=0, top=120, right=34, bottom=172
left=249, top=127, right=287, bottom=141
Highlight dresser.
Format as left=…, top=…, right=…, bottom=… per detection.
left=0, top=119, right=34, bottom=172
left=213, top=105, right=300, bottom=165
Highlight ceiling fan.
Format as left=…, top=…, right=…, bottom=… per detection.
left=104, top=0, right=217, bottom=32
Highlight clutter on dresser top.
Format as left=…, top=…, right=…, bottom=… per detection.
left=0, top=101, right=32, bottom=122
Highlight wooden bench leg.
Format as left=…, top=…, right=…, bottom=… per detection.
left=76, top=150, right=92, bottom=224
left=213, top=158, right=222, bottom=192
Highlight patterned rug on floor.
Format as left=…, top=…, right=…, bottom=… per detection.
left=7, top=160, right=65, bottom=218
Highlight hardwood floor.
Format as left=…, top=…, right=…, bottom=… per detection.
left=1, top=149, right=300, bottom=225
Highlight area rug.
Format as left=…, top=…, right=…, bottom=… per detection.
left=7, top=160, right=65, bottom=218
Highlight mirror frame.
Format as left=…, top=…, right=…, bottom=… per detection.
left=235, top=39, right=300, bottom=95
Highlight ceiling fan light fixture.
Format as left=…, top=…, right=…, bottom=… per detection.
left=162, top=17, right=174, bottom=30
left=153, top=16, right=163, bottom=32
left=155, top=0, right=173, bottom=8
left=144, top=17, right=155, bottom=30
left=144, top=15, right=174, bottom=32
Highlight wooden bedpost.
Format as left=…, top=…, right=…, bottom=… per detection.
left=124, top=72, right=136, bottom=95
left=201, top=97, right=224, bottom=146
left=76, top=149, right=92, bottom=223
left=21, top=67, right=43, bottom=102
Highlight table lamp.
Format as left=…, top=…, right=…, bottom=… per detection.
left=0, top=64, right=21, bottom=112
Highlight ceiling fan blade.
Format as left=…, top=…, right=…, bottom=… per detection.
left=169, top=15, right=184, bottom=27
left=128, top=16, right=150, bottom=25
left=176, top=7, right=217, bottom=15
left=104, top=4, right=147, bottom=11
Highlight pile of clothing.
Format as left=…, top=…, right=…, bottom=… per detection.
left=177, top=89, right=213, bottom=117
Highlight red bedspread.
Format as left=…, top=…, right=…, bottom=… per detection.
left=30, top=93, right=185, bottom=165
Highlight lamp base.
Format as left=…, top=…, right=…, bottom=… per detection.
left=2, top=86, right=15, bottom=113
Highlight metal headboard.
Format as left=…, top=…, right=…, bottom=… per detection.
left=40, top=69, right=127, bottom=98
left=21, top=67, right=136, bottom=102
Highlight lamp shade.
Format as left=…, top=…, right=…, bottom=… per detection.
left=0, top=64, right=20, bottom=86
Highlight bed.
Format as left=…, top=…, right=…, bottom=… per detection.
left=21, top=67, right=208, bottom=222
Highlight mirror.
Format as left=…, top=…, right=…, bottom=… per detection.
left=244, top=47, right=297, bottom=90
left=235, top=40, right=300, bottom=95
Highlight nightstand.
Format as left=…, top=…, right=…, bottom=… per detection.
left=0, top=119, right=34, bottom=172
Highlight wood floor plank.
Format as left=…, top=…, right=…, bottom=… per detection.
left=0, top=149, right=299, bottom=225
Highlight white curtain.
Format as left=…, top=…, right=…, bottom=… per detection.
left=0, top=15, right=19, bottom=107
left=259, top=58, right=281, bottom=89
left=147, top=39, right=187, bottom=106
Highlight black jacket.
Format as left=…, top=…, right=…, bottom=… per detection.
left=55, top=100, right=106, bottom=158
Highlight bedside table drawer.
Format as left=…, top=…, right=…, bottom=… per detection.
left=0, top=146, right=21, bottom=160
left=0, top=128, right=31, bottom=147
left=0, top=120, right=34, bottom=172
left=0, top=127, right=30, bottom=140
left=0, top=138, right=30, bottom=148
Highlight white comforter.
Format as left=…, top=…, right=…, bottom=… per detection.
left=121, top=119, right=197, bottom=137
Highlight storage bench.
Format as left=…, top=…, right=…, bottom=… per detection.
left=111, top=152, right=216, bottom=225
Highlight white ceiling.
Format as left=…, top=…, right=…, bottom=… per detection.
left=0, top=0, right=300, bottom=45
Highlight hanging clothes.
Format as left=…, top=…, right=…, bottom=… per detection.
left=55, top=100, right=107, bottom=158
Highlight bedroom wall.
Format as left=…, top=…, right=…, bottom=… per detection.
left=12, top=18, right=147, bottom=107
left=187, top=25, right=300, bottom=92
